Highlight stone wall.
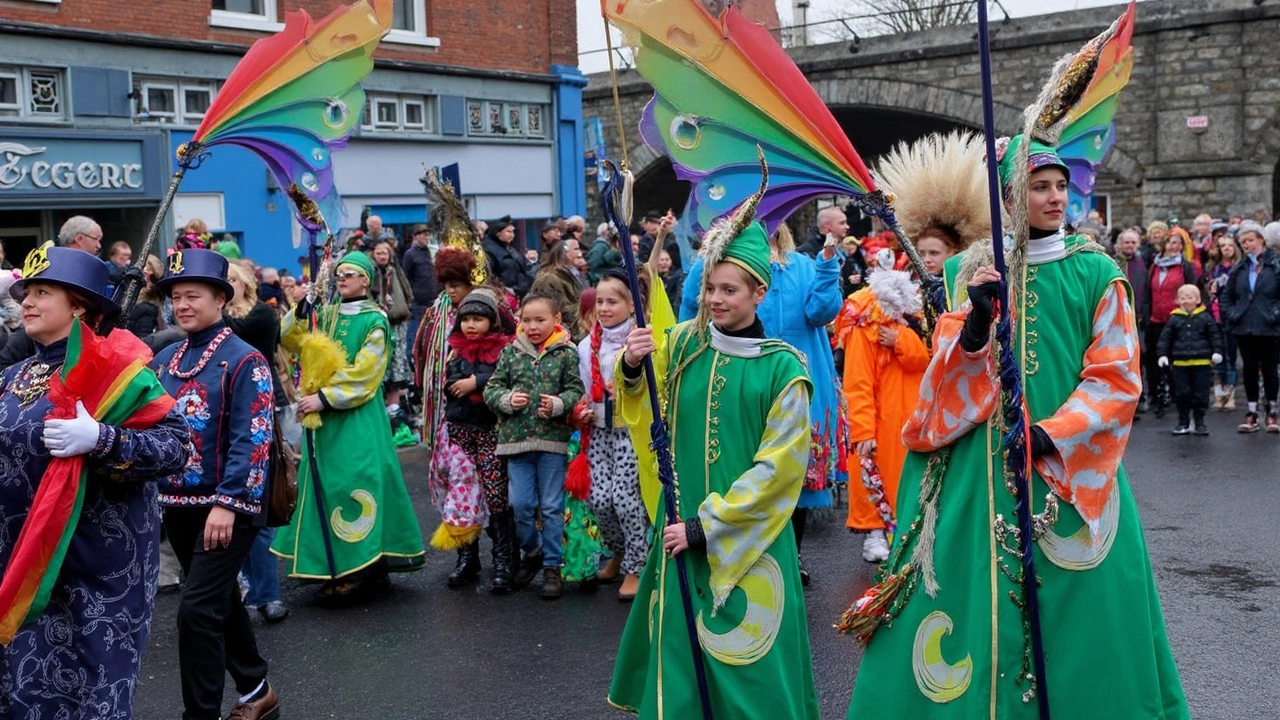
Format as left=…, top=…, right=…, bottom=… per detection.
left=584, top=0, right=1280, bottom=231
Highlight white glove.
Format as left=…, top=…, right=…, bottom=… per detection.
left=1212, top=353, right=1223, bottom=365
left=42, top=401, right=101, bottom=458
left=1157, top=356, right=1169, bottom=368
left=824, top=232, right=838, bottom=249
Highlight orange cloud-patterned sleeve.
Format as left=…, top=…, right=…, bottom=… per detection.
left=901, top=308, right=998, bottom=452
left=1033, top=280, right=1140, bottom=538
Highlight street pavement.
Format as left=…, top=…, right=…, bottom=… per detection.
left=134, top=407, right=1279, bottom=719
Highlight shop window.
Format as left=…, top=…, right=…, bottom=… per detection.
left=183, top=87, right=213, bottom=121
left=135, top=78, right=218, bottom=126
left=385, top=0, right=439, bottom=47
left=506, top=104, right=523, bottom=136
left=465, top=100, right=547, bottom=140
left=0, top=72, right=18, bottom=116
left=527, top=105, right=545, bottom=137
left=0, top=66, right=65, bottom=121
left=361, top=93, right=436, bottom=134
left=403, top=100, right=425, bottom=130
left=209, top=0, right=281, bottom=32
left=28, top=71, right=61, bottom=116
left=374, top=97, right=398, bottom=129
left=141, top=84, right=177, bottom=122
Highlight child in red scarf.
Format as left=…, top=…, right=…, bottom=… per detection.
left=437, top=289, right=516, bottom=592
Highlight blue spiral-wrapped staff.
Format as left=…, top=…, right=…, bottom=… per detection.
left=976, top=2, right=1051, bottom=717
left=600, top=158, right=714, bottom=720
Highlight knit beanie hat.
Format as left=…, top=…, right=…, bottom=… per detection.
left=454, top=288, right=500, bottom=329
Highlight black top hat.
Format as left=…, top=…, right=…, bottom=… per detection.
left=156, top=248, right=234, bottom=299
left=10, top=243, right=119, bottom=317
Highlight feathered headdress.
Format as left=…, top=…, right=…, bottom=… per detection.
left=423, top=167, right=486, bottom=285
left=1008, top=3, right=1135, bottom=246
left=958, top=3, right=1135, bottom=290
left=873, top=132, right=992, bottom=252
left=695, top=148, right=769, bottom=328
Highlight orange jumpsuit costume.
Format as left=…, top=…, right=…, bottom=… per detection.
left=835, top=279, right=929, bottom=530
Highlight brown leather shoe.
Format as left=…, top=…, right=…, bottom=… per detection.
left=540, top=567, right=563, bottom=600
left=226, top=681, right=279, bottom=720
left=618, top=573, right=639, bottom=602
left=596, top=555, right=622, bottom=583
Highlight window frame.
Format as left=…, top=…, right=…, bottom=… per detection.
left=139, top=81, right=178, bottom=123
left=402, top=98, right=426, bottom=131
left=0, top=69, right=20, bottom=116
left=209, top=0, right=283, bottom=32
left=0, top=66, right=68, bottom=122
left=181, top=85, right=214, bottom=125
left=373, top=96, right=400, bottom=129
left=383, top=0, right=441, bottom=47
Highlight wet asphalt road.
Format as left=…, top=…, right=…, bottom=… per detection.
left=134, top=408, right=1279, bottom=720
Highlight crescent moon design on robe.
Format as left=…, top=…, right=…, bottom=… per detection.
left=331, top=489, right=377, bottom=544
left=1039, top=482, right=1119, bottom=571
left=648, top=589, right=659, bottom=643
left=913, top=611, right=973, bottom=703
left=695, top=553, right=784, bottom=666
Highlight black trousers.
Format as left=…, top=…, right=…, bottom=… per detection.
left=164, top=507, right=269, bottom=720
left=1171, top=365, right=1211, bottom=423
left=1235, top=334, right=1280, bottom=405
left=1143, top=322, right=1170, bottom=405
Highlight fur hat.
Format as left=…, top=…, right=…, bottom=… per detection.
left=873, top=131, right=992, bottom=252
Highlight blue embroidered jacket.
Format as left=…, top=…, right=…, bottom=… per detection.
left=0, top=338, right=190, bottom=718
left=154, top=322, right=275, bottom=516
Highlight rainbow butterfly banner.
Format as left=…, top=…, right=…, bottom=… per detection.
left=188, top=0, right=394, bottom=233
left=1058, top=2, right=1136, bottom=224
left=603, top=0, right=880, bottom=233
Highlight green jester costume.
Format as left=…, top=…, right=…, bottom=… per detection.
left=272, top=252, right=425, bottom=581
left=608, top=220, right=820, bottom=719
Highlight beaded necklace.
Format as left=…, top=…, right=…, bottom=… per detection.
left=166, top=327, right=233, bottom=380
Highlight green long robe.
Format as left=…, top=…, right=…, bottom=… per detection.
left=608, top=322, right=820, bottom=719
left=847, top=236, right=1189, bottom=719
left=272, top=300, right=426, bottom=579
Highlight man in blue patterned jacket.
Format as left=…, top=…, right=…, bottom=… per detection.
left=153, top=249, right=281, bottom=720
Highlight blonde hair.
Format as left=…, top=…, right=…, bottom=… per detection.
left=769, top=223, right=795, bottom=266
left=183, top=218, right=208, bottom=235
left=225, top=260, right=258, bottom=318
left=140, top=254, right=166, bottom=305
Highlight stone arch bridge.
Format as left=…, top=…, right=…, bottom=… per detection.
left=583, top=0, right=1280, bottom=232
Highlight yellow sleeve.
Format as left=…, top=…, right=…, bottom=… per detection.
left=698, top=379, right=811, bottom=613
left=319, top=326, right=389, bottom=410
left=613, top=325, right=674, bottom=525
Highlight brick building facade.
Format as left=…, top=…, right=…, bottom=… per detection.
left=0, top=0, right=584, bottom=274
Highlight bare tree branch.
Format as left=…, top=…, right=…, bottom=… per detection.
left=808, top=0, right=977, bottom=42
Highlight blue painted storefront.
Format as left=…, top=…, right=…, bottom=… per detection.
left=552, top=64, right=588, bottom=219
left=168, top=130, right=296, bottom=275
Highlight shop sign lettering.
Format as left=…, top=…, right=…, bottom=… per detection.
left=0, top=141, right=145, bottom=193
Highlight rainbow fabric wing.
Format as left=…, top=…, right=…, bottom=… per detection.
left=1058, top=1, right=1135, bottom=224
left=605, top=0, right=878, bottom=233
left=190, top=0, right=393, bottom=233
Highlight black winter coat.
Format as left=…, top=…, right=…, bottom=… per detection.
left=444, top=350, right=499, bottom=428
left=1220, top=250, right=1280, bottom=337
left=224, top=302, right=288, bottom=407
left=127, top=301, right=161, bottom=339
left=483, top=237, right=534, bottom=298
left=1156, top=307, right=1224, bottom=362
